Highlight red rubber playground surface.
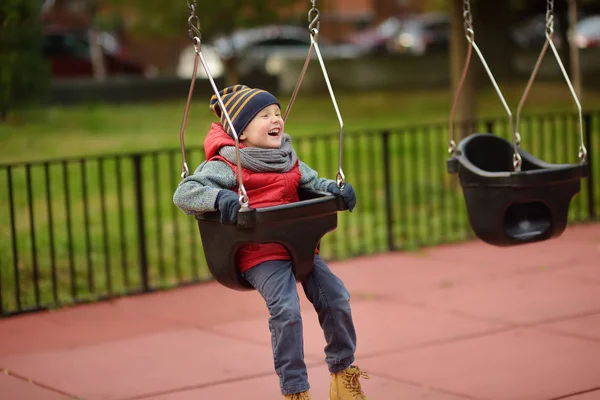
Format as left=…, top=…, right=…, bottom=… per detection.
left=1, top=223, right=600, bottom=400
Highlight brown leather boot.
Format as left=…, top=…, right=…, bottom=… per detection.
left=330, top=365, right=370, bottom=399
left=284, top=390, right=311, bottom=399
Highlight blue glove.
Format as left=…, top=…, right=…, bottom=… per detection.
left=327, top=182, right=357, bottom=212
left=216, top=190, right=241, bottom=224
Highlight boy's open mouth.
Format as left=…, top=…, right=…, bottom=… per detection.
left=268, top=129, right=280, bottom=137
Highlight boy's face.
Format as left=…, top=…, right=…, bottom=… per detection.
left=240, top=104, right=284, bottom=149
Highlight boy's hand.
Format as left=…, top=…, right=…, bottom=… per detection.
left=216, top=190, right=241, bottom=224
left=327, top=182, right=357, bottom=212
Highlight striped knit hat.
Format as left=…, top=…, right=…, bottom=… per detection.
left=209, top=84, right=280, bottom=138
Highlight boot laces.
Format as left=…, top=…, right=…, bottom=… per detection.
left=343, top=366, right=370, bottom=396
left=288, top=392, right=310, bottom=400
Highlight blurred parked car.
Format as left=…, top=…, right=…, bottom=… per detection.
left=510, top=14, right=565, bottom=49
left=575, top=15, right=600, bottom=48
left=42, top=26, right=152, bottom=79
left=176, top=43, right=225, bottom=79
left=510, top=13, right=600, bottom=50
left=388, top=13, right=450, bottom=55
left=346, top=17, right=404, bottom=54
left=177, top=25, right=366, bottom=79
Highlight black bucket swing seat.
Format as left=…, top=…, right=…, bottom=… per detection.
left=446, top=1, right=589, bottom=247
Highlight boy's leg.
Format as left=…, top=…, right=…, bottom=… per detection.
left=242, top=260, right=310, bottom=395
left=301, top=254, right=357, bottom=373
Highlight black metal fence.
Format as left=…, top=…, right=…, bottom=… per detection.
left=1, top=111, right=598, bottom=317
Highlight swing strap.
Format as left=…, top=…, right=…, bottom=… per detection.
left=515, top=0, right=587, bottom=163
left=178, top=0, right=351, bottom=206
left=178, top=0, right=249, bottom=208
left=283, top=0, right=346, bottom=189
left=448, top=0, right=522, bottom=172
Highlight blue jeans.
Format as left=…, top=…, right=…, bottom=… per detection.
left=242, top=255, right=357, bottom=395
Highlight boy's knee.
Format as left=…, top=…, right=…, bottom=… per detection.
left=273, top=303, right=302, bottom=324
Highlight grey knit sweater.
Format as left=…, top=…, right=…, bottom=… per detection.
left=173, top=159, right=335, bottom=215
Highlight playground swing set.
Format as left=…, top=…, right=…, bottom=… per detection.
left=177, top=0, right=589, bottom=291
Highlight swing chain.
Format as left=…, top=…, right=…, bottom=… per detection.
left=187, top=0, right=201, bottom=41
left=305, top=0, right=345, bottom=188
left=450, top=0, right=522, bottom=171
left=545, top=0, right=587, bottom=163
left=308, top=0, right=320, bottom=36
left=545, top=0, right=555, bottom=36
left=179, top=0, right=202, bottom=180
left=462, top=0, right=474, bottom=42
left=448, top=140, right=456, bottom=156
left=448, top=0, right=474, bottom=155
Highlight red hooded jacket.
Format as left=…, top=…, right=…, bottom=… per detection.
left=204, top=123, right=302, bottom=272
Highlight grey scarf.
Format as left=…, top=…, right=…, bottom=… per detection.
left=218, top=133, right=298, bottom=172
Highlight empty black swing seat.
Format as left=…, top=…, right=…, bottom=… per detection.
left=447, top=133, right=588, bottom=246
left=196, top=189, right=347, bottom=291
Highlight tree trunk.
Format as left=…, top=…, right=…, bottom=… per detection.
left=472, top=1, right=515, bottom=83
left=448, top=0, right=477, bottom=190
left=224, top=57, right=239, bottom=86
left=449, top=0, right=477, bottom=138
left=87, top=1, right=106, bottom=81
left=89, top=28, right=107, bottom=80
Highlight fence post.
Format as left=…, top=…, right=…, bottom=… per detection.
left=382, top=131, right=395, bottom=251
left=485, top=119, right=494, bottom=134
left=584, top=113, right=595, bottom=220
left=132, top=154, right=149, bottom=292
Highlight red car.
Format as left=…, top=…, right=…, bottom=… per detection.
left=42, top=26, right=147, bottom=79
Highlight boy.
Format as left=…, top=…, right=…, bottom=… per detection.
left=173, top=84, right=369, bottom=400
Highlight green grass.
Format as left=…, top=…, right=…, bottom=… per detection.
left=2, top=82, right=599, bottom=163
left=1, top=83, right=599, bottom=315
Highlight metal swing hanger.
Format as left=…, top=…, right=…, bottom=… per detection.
left=282, top=0, right=346, bottom=189
left=515, top=0, right=587, bottom=164
left=179, top=0, right=250, bottom=209
left=177, top=0, right=349, bottom=291
left=448, top=0, right=523, bottom=172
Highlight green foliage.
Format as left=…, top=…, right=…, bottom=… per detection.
left=423, top=0, right=451, bottom=12
left=107, top=0, right=299, bottom=39
left=0, top=0, right=50, bottom=120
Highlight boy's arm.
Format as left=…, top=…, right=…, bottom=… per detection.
left=173, top=160, right=237, bottom=215
left=298, top=160, right=336, bottom=192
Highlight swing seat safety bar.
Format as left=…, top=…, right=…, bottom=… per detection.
left=198, top=189, right=346, bottom=290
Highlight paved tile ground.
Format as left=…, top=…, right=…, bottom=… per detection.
left=1, top=223, right=599, bottom=400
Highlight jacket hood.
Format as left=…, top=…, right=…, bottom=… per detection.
left=204, top=123, right=246, bottom=160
